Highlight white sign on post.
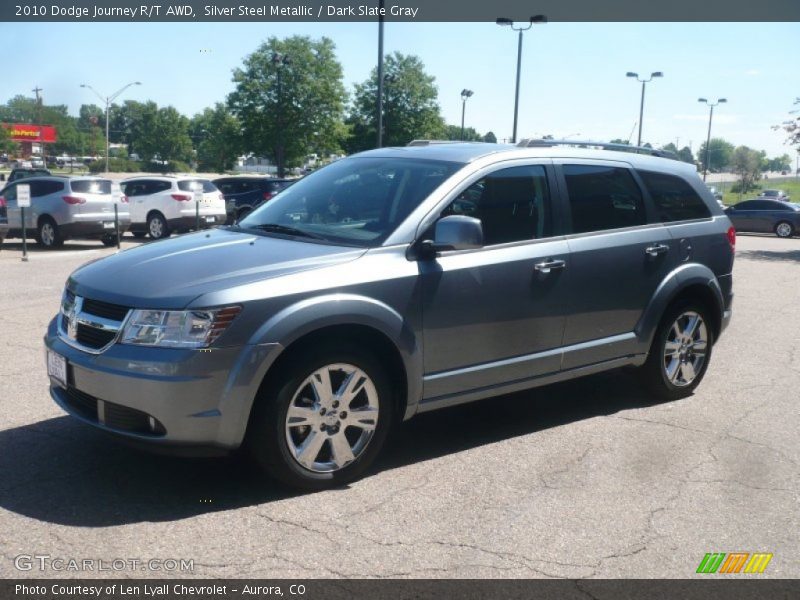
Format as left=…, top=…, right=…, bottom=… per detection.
left=192, top=182, right=203, bottom=204
left=111, top=182, right=122, bottom=203
left=17, top=184, right=31, bottom=208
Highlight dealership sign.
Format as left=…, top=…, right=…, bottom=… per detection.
left=2, top=123, right=57, bottom=143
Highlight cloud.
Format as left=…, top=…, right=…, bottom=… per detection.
left=744, top=69, right=760, bottom=76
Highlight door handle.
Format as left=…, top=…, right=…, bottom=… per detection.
left=534, top=259, right=566, bottom=274
left=645, top=244, right=669, bottom=257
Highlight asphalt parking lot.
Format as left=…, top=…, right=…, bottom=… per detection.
left=0, top=233, right=798, bottom=579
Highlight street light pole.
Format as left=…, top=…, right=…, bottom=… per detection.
left=460, top=89, right=473, bottom=140
left=698, top=97, right=727, bottom=182
left=376, top=0, right=385, bottom=148
left=497, top=15, right=547, bottom=144
left=626, top=71, right=663, bottom=147
left=80, top=81, right=141, bottom=173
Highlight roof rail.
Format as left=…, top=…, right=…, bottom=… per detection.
left=406, top=140, right=468, bottom=147
left=516, top=138, right=678, bottom=160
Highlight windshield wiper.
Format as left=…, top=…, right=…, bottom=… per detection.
left=248, top=223, right=325, bottom=240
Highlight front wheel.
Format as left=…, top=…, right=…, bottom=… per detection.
left=248, top=344, right=394, bottom=490
left=775, top=221, right=794, bottom=238
left=640, top=302, right=714, bottom=400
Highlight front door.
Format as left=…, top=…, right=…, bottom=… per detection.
left=421, top=163, right=571, bottom=400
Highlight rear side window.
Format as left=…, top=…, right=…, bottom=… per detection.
left=178, top=179, right=217, bottom=193
left=443, top=165, right=552, bottom=245
left=563, top=165, right=645, bottom=234
left=638, top=170, right=711, bottom=222
left=30, top=180, right=65, bottom=197
left=71, top=180, right=111, bottom=194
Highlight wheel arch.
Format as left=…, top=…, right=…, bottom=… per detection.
left=636, top=263, right=724, bottom=350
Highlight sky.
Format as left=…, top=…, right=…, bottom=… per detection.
left=1, top=21, right=798, bottom=159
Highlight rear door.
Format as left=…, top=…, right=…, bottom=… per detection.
left=556, top=161, right=677, bottom=369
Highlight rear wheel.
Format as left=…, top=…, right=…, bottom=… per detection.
left=640, top=301, right=714, bottom=400
left=236, top=207, right=252, bottom=222
left=36, top=217, right=63, bottom=248
left=775, top=221, right=794, bottom=238
left=248, top=343, right=394, bottom=490
left=147, top=213, right=170, bottom=240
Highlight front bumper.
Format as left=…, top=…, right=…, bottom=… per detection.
left=44, top=318, right=281, bottom=453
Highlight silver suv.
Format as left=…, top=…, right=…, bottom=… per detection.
left=0, top=176, right=131, bottom=248
left=45, top=142, right=735, bottom=489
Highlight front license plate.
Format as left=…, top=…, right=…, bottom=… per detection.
left=205, top=216, right=216, bottom=223
left=103, top=221, right=115, bottom=229
left=47, top=350, right=67, bottom=388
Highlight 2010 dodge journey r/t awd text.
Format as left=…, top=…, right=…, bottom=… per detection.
left=45, top=141, right=734, bottom=490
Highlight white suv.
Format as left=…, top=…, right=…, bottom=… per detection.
left=121, top=176, right=226, bottom=240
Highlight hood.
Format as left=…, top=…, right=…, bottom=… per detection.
left=69, top=228, right=367, bottom=309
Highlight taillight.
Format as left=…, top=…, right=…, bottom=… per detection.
left=62, top=195, right=86, bottom=205
left=218, top=193, right=224, bottom=201
left=263, top=191, right=276, bottom=201
left=119, top=195, right=129, bottom=203
left=727, top=226, right=736, bottom=251
left=0, top=197, right=5, bottom=208
left=171, top=193, right=191, bottom=201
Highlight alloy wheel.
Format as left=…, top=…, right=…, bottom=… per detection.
left=284, top=363, right=379, bottom=473
left=41, top=223, right=55, bottom=246
left=662, top=311, right=708, bottom=387
left=776, top=222, right=793, bottom=238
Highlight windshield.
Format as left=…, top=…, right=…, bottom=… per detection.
left=238, top=157, right=462, bottom=247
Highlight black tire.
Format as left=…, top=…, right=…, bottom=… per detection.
left=248, top=342, right=395, bottom=490
left=132, top=231, right=147, bottom=239
left=640, top=300, right=714, bottom=401
left=36, top=216, right=64, bottom=248
left=775, top=221, right=794, bottom=238
left=147, top=212, right=170, bottom=240
left=101, top=234, right=118, bottom=247
left=236, top=208, right=252, bottom=222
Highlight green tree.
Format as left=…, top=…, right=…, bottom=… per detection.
left=677, top=146, right=695, bottom=164
left=730, top=146, right=762, bottom=195
left=483, top=131, right=497, bottom=144
left=697, top=138, right=735, bottom=173
left=443, top=124, right=482, bottom=142
left=346, top=52, right=446, bottom=152
left=191, top=103, right=242, bottom=173
left=228, top=36, right=347, bottom=177
left=0, top=124, right=17, bottom=155
left=127, top=102, right=193, bottom=164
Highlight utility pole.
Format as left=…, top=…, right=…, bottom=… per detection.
left=32, top=86, right=43, bottom=159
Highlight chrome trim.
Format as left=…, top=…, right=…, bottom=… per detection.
left=57, top=290, right=130, bottom=355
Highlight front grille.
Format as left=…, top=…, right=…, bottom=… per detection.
left=75, top=323, right=116, bottom=349
left=61, top=386, right=166, bottom=436
left=82, top=298, right=129, bottom=321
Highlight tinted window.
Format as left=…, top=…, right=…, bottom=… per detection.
left=563, top=165, right=645, bottom=233
left=30, top=180, right=64, bottom=197
left=443, top=165, right=551, bottom=245
left=71, top=179, right=111, bottom=194
left=178, top=179, right=217, bottom=193
left=638, top=170, right=711, bottom=222
left=148, top=180, right=174, bottom=194
left=121, top=180, right=170, bottom=196
left=241, top=157, right=461, bottom=247
left=764, top=200, right=792, bottom=211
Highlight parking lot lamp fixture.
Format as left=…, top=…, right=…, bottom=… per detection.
left=496, top=15, right=547, bottom=144
left=80, top=81, right=141, bottom=173
left=626, top=71, right=663, bottom=147
left=698, top=97, right=727, bottom=181
left=460, top=89, right=474, bottom=141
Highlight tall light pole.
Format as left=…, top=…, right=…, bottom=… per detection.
left=626, top=71, right=662, bottom=147
left=496, top=15, right=547, bottom=144
left=460, top=89, right=474, bottom=140
left=271, top=52, right=291, bottom=177
left=80, top=81, right=141, bottom=173
left=376, top=0, right=385, bottom=148
left=698, top=97, right=727, bottom=182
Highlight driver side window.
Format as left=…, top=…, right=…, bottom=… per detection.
left=442, top=165, right=552, bottom=245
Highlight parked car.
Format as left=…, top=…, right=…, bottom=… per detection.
left=0, top=192, right=8, bottom=247
left=8, top=167, right=51, bottom=183
left=46, top=142, right=734, bottom=490
left=725, top=199, right=800, bottom=238
left=0, top=176, right=131, bottom=248
left=213, top=176, right=295, bottom=224
left=758, top=189, right=790, bottom=202
left=120, top=176, right=226, bottom=240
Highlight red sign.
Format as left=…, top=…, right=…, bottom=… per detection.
left=2, top=123, right=58, bottom=143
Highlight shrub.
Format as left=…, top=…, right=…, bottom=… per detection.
left=730, top=181, right=761, bottom=194
left=87, top=158, right=142, bottom=173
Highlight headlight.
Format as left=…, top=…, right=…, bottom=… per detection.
left=120, top=306, right=241, bottom=348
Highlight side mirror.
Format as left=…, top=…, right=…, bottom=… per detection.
left=418, top=215, right=483, bottom=258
